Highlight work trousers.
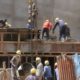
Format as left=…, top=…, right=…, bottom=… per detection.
left=42, top=28, right=49, bottom=40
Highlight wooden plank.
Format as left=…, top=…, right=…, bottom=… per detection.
left=0, top=41, right=80, bottom=53
left=0, top=28, right=80, bottom=53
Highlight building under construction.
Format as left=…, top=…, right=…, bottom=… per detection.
left=0, top=0, right=80, bottom=80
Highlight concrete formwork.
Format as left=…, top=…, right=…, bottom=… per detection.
left=0, top=0, right=80, bottom=40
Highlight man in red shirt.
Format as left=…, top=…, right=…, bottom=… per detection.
left=42, top=20, right=52, bottom=40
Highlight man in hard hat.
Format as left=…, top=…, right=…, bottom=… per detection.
left=44, top=60, right=52, bottom=80
left=25, top=68, right=38, bottom=80
left=64, top=22, right=71, bottom=40
left=36, top=57, right=43, bottom=80
left=59, top=22, right=71, bottom=41
left=53, top=17, right=65, bottom=40
left=42, top=19, right=52, bottom=40
left=0, top=19, right=11, bottom=28
left=10, top=50, right=22, bottom=80
left=5, top=21, right=12, bottom=28
left=26, top=19, right=34, bottom=29
left=0, top=20, right=5, bottom=28
left=54, top=62, right=59, bottom=80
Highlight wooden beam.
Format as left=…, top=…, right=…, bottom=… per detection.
left=0, top=28, right=80, bottom=54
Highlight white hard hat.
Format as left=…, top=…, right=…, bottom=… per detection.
left=55, top=17, right=59, bottom=22
left=54, top=62, right=58, bottom=66
left=64, top=22, right=68, bottom=25
left=28, top=19, right=31, bottom=23
left=16, top=50, right=21, bottom=55
left=30, top=68, right=36, bottom=74
left=36, top=57, right=41, bottom=61
left=45, top=60, right=49, bottom=65
left=45, top=19, right=49, bottom=22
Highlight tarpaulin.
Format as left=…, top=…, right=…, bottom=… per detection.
left=57, top=55, right=76, bottom=80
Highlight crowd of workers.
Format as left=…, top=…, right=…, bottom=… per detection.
left=1, top=50, right=80, bottom=80
left=26, top=17, right=71, bottom=41
left=10, top=50, right=53, bottom=80
left=0, top=17, right=71, bottom=41
left=27, top=0, right=71, bottom=41
left=10, top=50, right=79, bottom=80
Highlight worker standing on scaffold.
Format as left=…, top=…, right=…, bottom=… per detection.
left=42, top=19, right=52, bottom=40
left=53, top=18, right=65, bottom=41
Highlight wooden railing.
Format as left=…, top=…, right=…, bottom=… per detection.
left=0, top=28, right=80, bottom=56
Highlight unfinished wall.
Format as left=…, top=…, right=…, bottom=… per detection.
left=0, top=0, right=80, bottom=40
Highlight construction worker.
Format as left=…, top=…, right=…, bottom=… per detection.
left=26, top=19, right=34, bottom=29
left=64, top=22, right=71, bottom=40
left=10, top=50, right=22, bottom=80
left=36, top=57, right=43, bottom=80
left=5, top=21, right=12, bottom=28
left=0, top=19, right=11, bottom=28
left=0, top=20, right=5, bottom=28
left=25, top=68, right=38, bottom=80
left=59, top=22, right=71, bottom=41
left=44, top=60, right=52, bottom=80
left=54, top=62, right=59, bottom=80
left=42, top=20, right=52, bottom=40
left=0, top=61, right=10, bottom=80
left=53, top=18, right=65, bottom=40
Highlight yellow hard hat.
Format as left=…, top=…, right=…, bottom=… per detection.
left=28, top=0, right=32, bottom=4
left=28, top=19, right=31, bottom=23
left=30, top=68, right=36, bottom=74
left=36, top=57, right=41, bottom=61
left=45, top=60, right=49, bottom=65
left=16, top=50, right=21, bottom=55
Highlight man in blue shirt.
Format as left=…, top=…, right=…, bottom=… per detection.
left=44, top=60, right=52, bottom=80
left=26, top=19, right=34, bottom=29
left=53, top=18, right=65, bottom=40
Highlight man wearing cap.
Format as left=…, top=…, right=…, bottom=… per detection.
left=10, top=50, right=21, bottom=80
left=25, top=68, right=38, bottom=80
left=44, top=60, right=52, bottom=80
left=63, top=22, right=71, bottom=40
left=26, top=19, right=34, bottom=29
left=42, top=20, right=52, bottom=40
left=54, top=62, right=59, bottom=80
left=36, top=57, right=43, bottom=80
left=58, top=22, right=71, bottom=41
left=53, top=18, right=65, bottom=40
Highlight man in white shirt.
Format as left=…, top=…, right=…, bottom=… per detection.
left=36, top=57, right=43, bottom=80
